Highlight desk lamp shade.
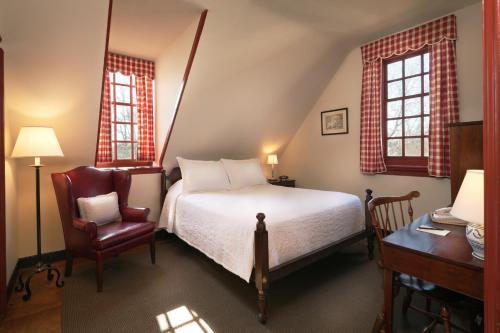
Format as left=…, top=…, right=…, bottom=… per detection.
left=450, top=170, right=484, bottom=225
left=11, top=127, right=63, bottom=162
left=450, top=169, right=484, bottom=260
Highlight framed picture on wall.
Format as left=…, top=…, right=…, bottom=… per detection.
left=321, top=108, right=348, bottom=135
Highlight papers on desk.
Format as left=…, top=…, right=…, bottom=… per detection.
left=417, top=226, right=450, bottom=236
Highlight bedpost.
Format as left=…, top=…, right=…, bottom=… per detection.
left=254, top=212, right=269, bottom=324
left=160, top=170, right=167, bottom=207
left=365, top=189, right=375, bottom=260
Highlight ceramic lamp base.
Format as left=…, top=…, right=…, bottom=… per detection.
left=466, top=223, right=484, bottom=261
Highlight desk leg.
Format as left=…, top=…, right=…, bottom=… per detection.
left=384, top=268, right=394, bottom=333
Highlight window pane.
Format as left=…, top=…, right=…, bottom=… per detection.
left=132, top=87, right=137, bottom=105
left=405, top=117, right=421, bottom=136
left=116, top=105, right=131, bottom=122
left=404, top=97, right=421, bottom=116
left=132, top=107, right=138, bottom=123
left=109, top=83, right=114, bottom=102
left=387, top=119, right=402, bottom=138
left=108, top=72, right=114, bottom=82
left=424, top=137, right=429, bottom=157
left=133, top=143, right=138, bottom=160
left=423, top=74, right=430, bottom=93
left=423, top=53, right=430, bottom=72
left=405, top=76, right=421, bottom=96
left=405, top=55, right=421, bottom=76
left=115, top=72, right=130, bottom=85
left=115, top=85, right=130, bottom=103
left=405, top=138, right=421, bottom=156
left=387, top=100, right=402, bottom=118
left=133, top=124, right=138, bottom=141
left=387, top=61, right=402, bottom=80
left=387, top=139, right=402, bottom=156
left=388, top=80, right=403, bottom=99
left=116, top=142, right=132, bottom=160
left=423, top=95, right=430, bottom=114
left=116, top=124, right=131, bottom=140
left=424, top=116, right=429, bottom=135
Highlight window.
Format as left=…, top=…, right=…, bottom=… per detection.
left=96, top=53, right=156, bottom=168
left=109, top=71, right=139, bottom=161
left=382, top=48, right=430, bottom=175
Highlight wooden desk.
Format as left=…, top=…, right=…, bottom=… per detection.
left=381, top=214, right=484, bottom=333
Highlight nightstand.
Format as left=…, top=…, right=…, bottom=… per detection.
left=268, top=179, right=295, bottom=188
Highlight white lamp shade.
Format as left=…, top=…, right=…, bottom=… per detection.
left=11, top=127, right=64, bottom=158
left=450, top=169, right=484, bottom=225
left=267, top=154, right=278, bottom=165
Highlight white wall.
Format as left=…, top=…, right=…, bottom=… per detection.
left=279, top=3, right=483, bottom=217
left=155, top=19, right=199, bottom=161
left=4, top=110, right=17, bottom=282
left=129, top=173, right=162, bottom=222
left=1, top=0, right=108, bottom=257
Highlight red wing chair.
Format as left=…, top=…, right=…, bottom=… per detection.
left=52, top=166, right=156, bottom=292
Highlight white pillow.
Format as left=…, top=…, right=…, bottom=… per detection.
left=176, top=157, right=230, bottom=193
left=77, top=191, right=121, bottom=225
left=221, top=158, right=267, bottom=189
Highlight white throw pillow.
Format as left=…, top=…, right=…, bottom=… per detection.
left=176, top=157, right=231, bottom=193
left=221, top=158, right=267, bottom=189
left=77, top=191, right=121, bottom=225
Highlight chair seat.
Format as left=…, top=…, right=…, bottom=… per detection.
left=398, top=273, right=464, bottom=302
left=92, top=221, right=155, bottom=250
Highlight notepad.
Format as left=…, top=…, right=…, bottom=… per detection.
left=417, top=227, right=450, bottom=236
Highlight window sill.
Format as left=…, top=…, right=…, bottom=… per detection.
left=96, top=165, right=163, bottom=175
left=384, top=165, right=430, bottom=177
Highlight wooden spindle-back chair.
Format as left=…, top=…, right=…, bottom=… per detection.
left=368, top=191, right=420, bottom=261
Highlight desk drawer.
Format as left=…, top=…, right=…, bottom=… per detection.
left=383, top=244, right=483, bottom=300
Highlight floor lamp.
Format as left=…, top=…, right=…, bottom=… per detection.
left=11, top=126, right=65, bottom=301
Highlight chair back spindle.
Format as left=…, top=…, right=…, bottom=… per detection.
left=368, top=191, right=420, bottom=259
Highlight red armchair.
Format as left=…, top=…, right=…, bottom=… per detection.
left=52, top=166, right=156, bottom=291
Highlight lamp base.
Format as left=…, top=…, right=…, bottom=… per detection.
left=466, top=223, right=484, bottom=261
left=15, top=261, right=64, bottom=301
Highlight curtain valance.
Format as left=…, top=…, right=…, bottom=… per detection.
left=106, top=52, right=155, bottom=79
left=361, top=15, right=456, bottom=65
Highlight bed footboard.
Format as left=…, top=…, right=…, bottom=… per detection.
left=254, top=213, right=269, bottom=324
left=365, top=189, right=375, bottom=260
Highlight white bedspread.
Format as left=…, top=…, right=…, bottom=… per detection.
left=158, top=182, right=364, bottom=282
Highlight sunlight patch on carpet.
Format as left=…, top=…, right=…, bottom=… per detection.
left=156, top=305, right=214, bottom=333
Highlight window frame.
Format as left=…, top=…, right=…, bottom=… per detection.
left=100, top=71, right=153, bottom=168
left=382, top=46, right=430, bottom=177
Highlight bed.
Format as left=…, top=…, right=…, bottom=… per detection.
left=159, top=167, right=375, bottom=323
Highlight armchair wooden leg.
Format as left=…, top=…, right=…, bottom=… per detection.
left=150, top=239, right=156, bottom=265
left=65, top=253, right=73, bottom=277
left=96, top=257, right=104, bottom=292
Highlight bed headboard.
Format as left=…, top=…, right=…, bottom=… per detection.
left=160, top=167, right=182, bottom=207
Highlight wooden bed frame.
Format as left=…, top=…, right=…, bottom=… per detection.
left=160, top=167, right=375, bottom=323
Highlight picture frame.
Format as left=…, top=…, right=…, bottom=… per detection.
left=321, top=108, right=348, bottom=135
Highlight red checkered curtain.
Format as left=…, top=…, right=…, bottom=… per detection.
left=428, top=37, right=459, bottom=177
left=360, top=15, right=458, bottom=176
left=97, top=70, right=112, bottom=162
left=96, top=53, right=155, bottom=162
left=360, top=59, right=386, bottom=173
left=136, top=76, right=155, bottom=161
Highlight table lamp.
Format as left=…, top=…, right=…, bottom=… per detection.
left=267, top=154, right=278, bottom=180
left=11, top=126, right=65, bottom=300
left=450, top=169, right=484, bottom=260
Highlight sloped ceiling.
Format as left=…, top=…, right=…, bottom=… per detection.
left=163, top=0, right=479, bottom=169
left=109, top=0, right=202, bottom=60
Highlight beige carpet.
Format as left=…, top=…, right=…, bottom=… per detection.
left=62, top=237, right=458, bottom=332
